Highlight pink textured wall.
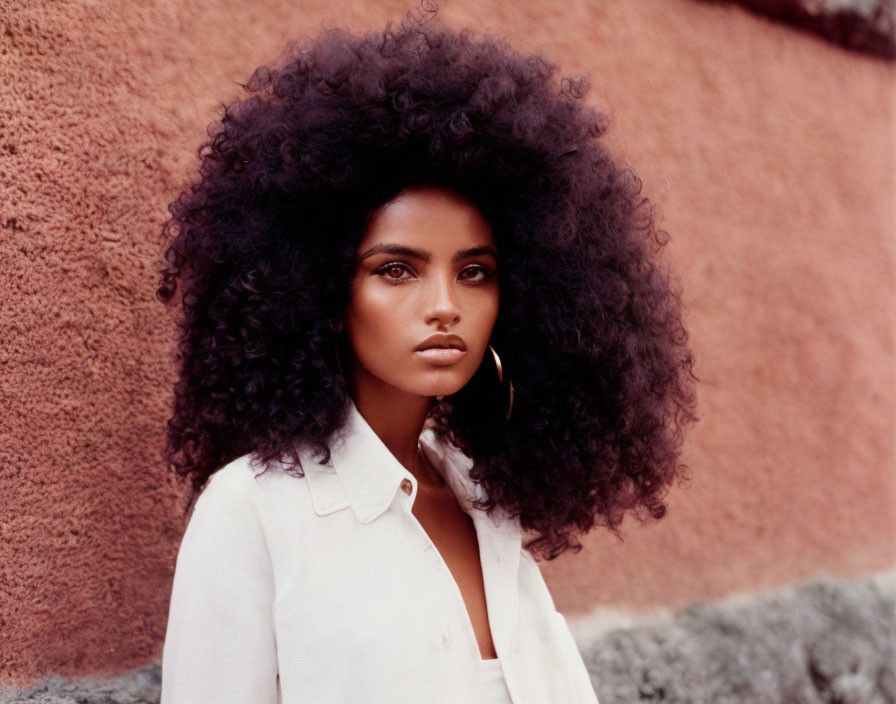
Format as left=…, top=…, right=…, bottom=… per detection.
left=0, top=0, right=893, bottom=684
left=539, top=0, right=896, bottom=613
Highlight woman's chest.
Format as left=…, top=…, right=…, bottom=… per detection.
left=268, top=508, right=495, bottom=701
left=412, top=483, right=497, bottom=658
left=270, top=507, right=488, bottom=654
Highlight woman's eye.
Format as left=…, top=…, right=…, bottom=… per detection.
left=459, top=265, right=492, bottom=283
left=376, top=263, right=413, bottom=282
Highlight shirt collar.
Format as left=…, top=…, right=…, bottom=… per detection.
left=303, top=399, right=521, bottom=536
left=301, top=399, right=405, bottom=523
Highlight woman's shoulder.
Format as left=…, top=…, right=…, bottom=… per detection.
left=191, top=451, right=319, bottom=526
left=202, top=452, right=285, bottom=489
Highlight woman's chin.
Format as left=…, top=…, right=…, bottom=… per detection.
left=409, top=374, right=472, bottom=400
left=419, top=384, right=466, bottom=400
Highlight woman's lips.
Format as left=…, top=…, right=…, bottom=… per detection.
left=413, top=333, right=467, bottom=364
left=414, top=348, right=467, bottom=364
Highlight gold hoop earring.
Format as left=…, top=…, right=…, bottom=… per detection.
left=333, top=335, right=347, bottom=383
left=487, top=344, right=514, bottom=421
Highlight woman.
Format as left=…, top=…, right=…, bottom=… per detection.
left=158, top=13, right=696, bottom=704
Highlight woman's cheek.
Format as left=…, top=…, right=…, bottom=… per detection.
left=350, top=287, right=408, bottom=363
left=366, top=290, right=406, bottom=338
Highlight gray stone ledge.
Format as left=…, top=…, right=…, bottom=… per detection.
left=586, top=574, right=896, bottom=704
left=0, top=664, right=161, bottom=704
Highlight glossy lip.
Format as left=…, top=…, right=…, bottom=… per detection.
left=413, top=333, right=467, bottom=352
left=414, top=347, right=467, bottom=364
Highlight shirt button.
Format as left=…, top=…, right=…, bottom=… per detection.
left=400, top=478, right=413, bottom=495
left=441, top=621, right=452, bottom=647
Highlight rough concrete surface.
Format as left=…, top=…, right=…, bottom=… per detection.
left=585, top=574, right=896, bottom=703
left=1, top=0, right=894, bottom=686
left=1, top=574, right=892, bottom=703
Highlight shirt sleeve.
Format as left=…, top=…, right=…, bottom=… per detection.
left=161, top=468, right=279, bottom=704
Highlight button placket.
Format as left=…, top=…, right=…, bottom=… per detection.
left=404, top=510, right=484, bottom=662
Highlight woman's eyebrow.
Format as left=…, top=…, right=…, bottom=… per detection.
left=356, top=244, right=498, bottom=263
left=452, top=245, right=498, bottom=263
left=357, top=244, right=429, bottom=262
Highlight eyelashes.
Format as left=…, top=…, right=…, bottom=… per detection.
left=373, top=262, right=495, bottom=285
left=458, top=265, right=491, bottom=283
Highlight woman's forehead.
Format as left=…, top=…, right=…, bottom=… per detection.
left=359, top=184, right=496, bottom=253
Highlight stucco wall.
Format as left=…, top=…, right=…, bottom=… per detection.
left=538, top=0, right=896, bottom=615
left=1, top=0, right=893, bottom=686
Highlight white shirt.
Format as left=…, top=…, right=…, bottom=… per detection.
left=161, top=400, right=599, bottom=704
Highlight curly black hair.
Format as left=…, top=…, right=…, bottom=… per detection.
left=157, top=12, right=697, bottom=560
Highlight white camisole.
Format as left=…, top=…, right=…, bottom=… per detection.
left=480, top=657, right=513, bottom=703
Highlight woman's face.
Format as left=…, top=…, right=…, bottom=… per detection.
left=343, top=184, right=499, bottom=401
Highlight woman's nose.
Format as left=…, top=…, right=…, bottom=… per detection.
left=424, top=274, right=461, bottom=326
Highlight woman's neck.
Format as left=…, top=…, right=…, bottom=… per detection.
left=349, top=372, right=434, bottom=481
